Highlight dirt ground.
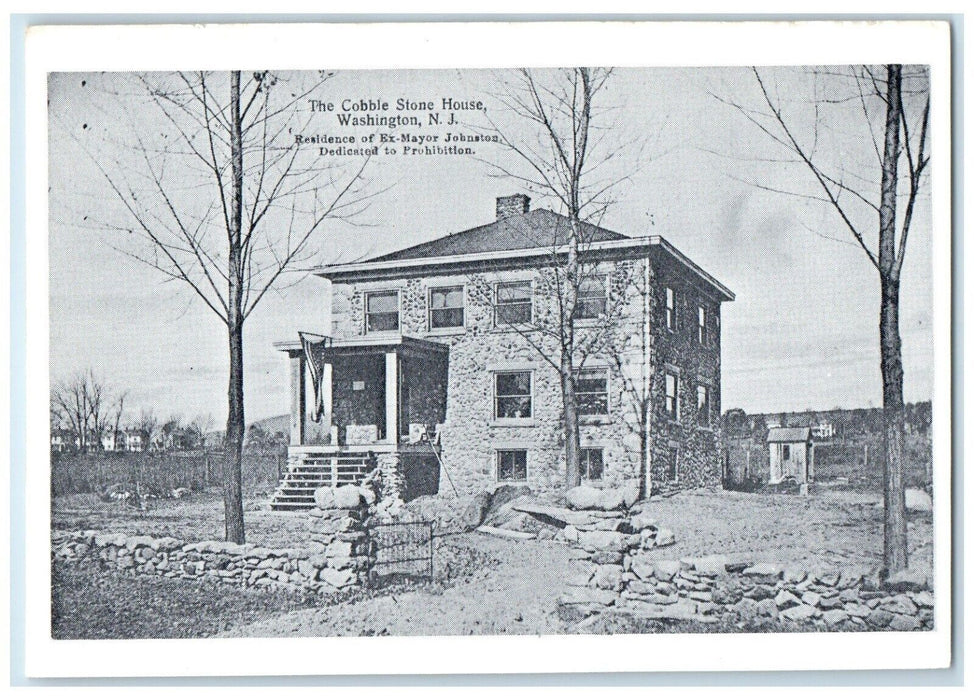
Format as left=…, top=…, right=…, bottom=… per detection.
left=53, top=489, right=309, bottom=548
left=52, top=485, right=933, bottom=638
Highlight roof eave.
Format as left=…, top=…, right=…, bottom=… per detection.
left=316, top=236, right=735, bottom=302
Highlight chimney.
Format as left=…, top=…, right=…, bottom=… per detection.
left=496, top=194, right=530, bottom=220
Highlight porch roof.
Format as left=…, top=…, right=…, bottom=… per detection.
left=273, top=333, right=449, bottom=359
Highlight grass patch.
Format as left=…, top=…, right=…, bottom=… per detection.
left=52, top=559, right=321, bottom=639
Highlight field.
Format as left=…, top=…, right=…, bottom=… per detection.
left=51, top=484, right=933, bottom=638
left=50, top=451, right=284, bottom=497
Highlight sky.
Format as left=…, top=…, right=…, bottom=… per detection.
left=47, top=67, right=934, bottom=426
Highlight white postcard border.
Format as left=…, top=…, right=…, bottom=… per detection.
left=24, top=20, right=953, bottom=678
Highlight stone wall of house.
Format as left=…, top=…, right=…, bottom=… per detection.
left=328, top=249, right=732, bottom=498
left=330, top=261, right=651, bottom=497
left=401, top=353, right=449, bottom=428
left=647, top=252, right=724, bottom=491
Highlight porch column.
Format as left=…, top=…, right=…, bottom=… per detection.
left=384, top=351, right=398, bottom=445
left=289, top=352, right=306, bottom=446
left=323, top=363, right=333, bottom=440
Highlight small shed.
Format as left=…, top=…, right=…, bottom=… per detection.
left=767, top=427, right=814, bottom=484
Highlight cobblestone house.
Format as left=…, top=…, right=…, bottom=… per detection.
left=310, top=194, right=734, bottom=497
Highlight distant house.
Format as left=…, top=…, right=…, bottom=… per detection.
left=767, top=426, right=814, bottom=484
left=50, top=428, right=75, bottom=453
left=100, top=430, right=129, bottom=452
left=811, top=422, right=835, bottom=440
left=125, top=432, right=146, bottom=452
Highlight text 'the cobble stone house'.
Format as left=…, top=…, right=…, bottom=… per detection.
left=271, top=194, right=733, bottom=509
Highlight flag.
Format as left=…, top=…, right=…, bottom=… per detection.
left=300, top=332, right=325, bottom=422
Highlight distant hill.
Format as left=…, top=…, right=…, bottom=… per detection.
left=249, top=414, right=289, bottom=435
left=204, top=414, right=290, bottom=449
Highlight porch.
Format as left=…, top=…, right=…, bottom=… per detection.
left=270, top=334, right=450, bottom=510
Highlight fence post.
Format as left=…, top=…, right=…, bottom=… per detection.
left=428, top=522, right=434, bottom=579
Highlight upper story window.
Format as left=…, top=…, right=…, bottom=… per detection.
left=365, top=290, right=399, bottom=333
left=495, top=281, right=532, bottom=326
left=697, top=383, right=711, bottom=426
left=665, top=371, right=680, bottom=421
left=429, top=285, right=464, bottom=330
left=576, top=368, right=609, bottom=416
left=698, top=305, right=708, bottom=345
left=574, top=275, right=608, bottom=320
left=665, top=286, right=677, bottom=331
left=494, top=371, right=532, bottom=419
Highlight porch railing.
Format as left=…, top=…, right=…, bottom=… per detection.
left=270, top=451, right=375, bottom=511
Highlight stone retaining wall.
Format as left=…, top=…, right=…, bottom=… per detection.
left=559, top=505, right=934, bottom=632
left=52, top=491, right=380, bottom=594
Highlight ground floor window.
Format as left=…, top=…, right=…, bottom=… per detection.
left=665, top=446, right=680, bottom=482
left=580, top=447, right=604, bottom=481
left=496, top=449, right=528, bottom=482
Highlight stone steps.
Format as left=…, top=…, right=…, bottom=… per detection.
left=270, top=453, right=374, bottom=511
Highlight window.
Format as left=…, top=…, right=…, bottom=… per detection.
left=782, top=444, right=791, bottom=461
left=664, top=371, right=679, bottom=421
left=495, top=281, right=532, bottom=325
left=494, top=371, right=532, bottom=419
left=697, top=384, right=711, bottom=426
left=497, top=449, right=528, bottom=482
left=365, top=291, right=399, bottom=332
left=698, top=305, right=708, bottom=345
left=580, top=448, right=604, bottom=481
left=574, top=275, right=607, bottom=320
left=665, top=286, right=677, bottom=331
left=576, top=368, right=609, bottom=416
left=665, top=447, right=680, bottom=482
left=429, top=285, right=464, bottom=329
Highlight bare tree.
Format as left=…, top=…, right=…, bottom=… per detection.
left=51, top=369, right=113, bottom=452
left=186, top=413, right=215, bottom=450
left=69, top=71, right=373, bottom=543
left=108, top=391, right=128, bottom=451
left=160, top=414, right=183, bottom=451
left=134, top=409, right=159, bottom=454
left=480, top=67, right=642, bottom=487
left=719, top=65, right=930, bottom=576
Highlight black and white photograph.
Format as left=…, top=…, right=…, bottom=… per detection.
left=23, top=20, right=953, bottom=677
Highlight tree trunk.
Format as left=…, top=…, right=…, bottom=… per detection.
left=561, top=359, right=581, bottom=488
left=222, top=70, right=246, bottom=545
left=640, top=398, right=651, bottom=498
left=877, top=64, right=908, bottom=576
left=880, top=276, right=908, bottom=575
left=223, top=317, right=246, bottom=544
